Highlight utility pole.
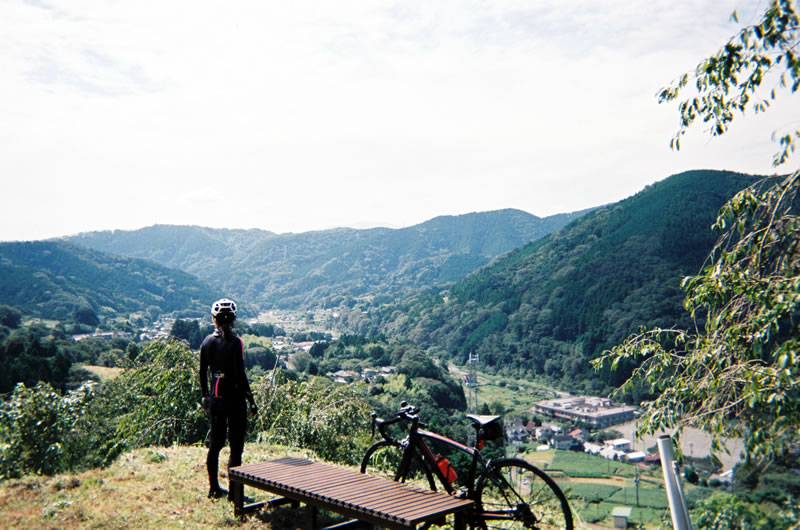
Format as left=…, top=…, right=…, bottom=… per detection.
left=466, top=352, right=479, bottom=413
left=465, top=353, right=479, bottom=447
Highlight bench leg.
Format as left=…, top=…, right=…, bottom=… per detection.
left=453, top=512, right=466, bottom=530
left=231, top=480, right=244, bottom=516
left=305, top=504, right=318, bottom=530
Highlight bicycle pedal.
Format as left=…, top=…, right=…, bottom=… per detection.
left=452, top=488, right=469, bottom=499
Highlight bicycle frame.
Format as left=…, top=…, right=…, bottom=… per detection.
left=366, top=404, right=574, bottom=529
left=373, top=411, right=489, bottom=499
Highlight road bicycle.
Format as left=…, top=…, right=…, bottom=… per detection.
left=360, top=402, right=573, bottom=529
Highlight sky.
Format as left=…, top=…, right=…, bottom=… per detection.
left=2, top=0, right=798, bottom=241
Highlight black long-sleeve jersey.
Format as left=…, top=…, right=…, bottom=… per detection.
left=199, top=329, right=255, bottom=405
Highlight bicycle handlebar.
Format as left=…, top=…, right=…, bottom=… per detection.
left=370, top=401, right=426, bottom=440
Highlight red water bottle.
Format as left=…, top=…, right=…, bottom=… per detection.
left=436, top=454, right=458, bottom=483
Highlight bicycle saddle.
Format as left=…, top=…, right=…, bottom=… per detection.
left=466, top=414, right=501, bottom=426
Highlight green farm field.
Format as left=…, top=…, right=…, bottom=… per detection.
left=449, top=364, right=557, bottom=415
left=520, top=449, right=670, bottom=528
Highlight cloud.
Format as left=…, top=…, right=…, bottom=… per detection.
left=25, top=48, right=157, bottom=96
left=0, top=0, right=796, bottom=241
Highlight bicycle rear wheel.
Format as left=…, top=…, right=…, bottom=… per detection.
left=360, top=440, right=437, bottom=491
left=475, top=458, right=572, bottom=529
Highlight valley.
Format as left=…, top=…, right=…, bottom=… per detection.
left=0, top=169, right=797, bottom=527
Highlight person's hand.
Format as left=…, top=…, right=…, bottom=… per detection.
left=249, top=403, right=258, bottom=418
left=202, top=396, right=210, bottom=413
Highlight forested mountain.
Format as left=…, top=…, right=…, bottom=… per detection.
left=0, top=241, right=216, bottom=321
left=340, top=170, right=762, bottom=395
left=66, top=208, right=591, bottom=308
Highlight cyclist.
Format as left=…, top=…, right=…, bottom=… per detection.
left=199, top=298, right=258, bottom=500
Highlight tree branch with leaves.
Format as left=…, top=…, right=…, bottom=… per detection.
left=658, top=0, right=800, bottom=165
left=594, top=0, right=800, bottom=464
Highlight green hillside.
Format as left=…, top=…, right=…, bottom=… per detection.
left=351, top=170, right=761, bottom=393
left=66, top=208, right=591, bottom=308
left=0, top=240, right=217, bottom=321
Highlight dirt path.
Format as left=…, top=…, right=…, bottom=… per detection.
left=569, top=476, right=635, bottom=486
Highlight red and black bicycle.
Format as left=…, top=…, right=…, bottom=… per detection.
left=360, top=402, right=573, bottom=529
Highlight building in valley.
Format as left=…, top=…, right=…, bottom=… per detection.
left=530, top=395, right=636, bottom=428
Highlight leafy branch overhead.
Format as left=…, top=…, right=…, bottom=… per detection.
left=658, top=0, right=800, bottom=165
left=593, top=173, right=800, bottom=460
left=595, top=0, right=800, bottom=463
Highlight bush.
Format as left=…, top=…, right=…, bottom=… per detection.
left=692, top=491, right=800, bottom=529
left=73, top=304, right=99, bottom=327
left=684, top=465, right=699, bottom=484
left=684, top=486, right=714, bottom=509
left=0, top=305, right=22, bottom=328
left=251, top=374, right=371, bottom=465
left=107, top=340, right=207, bottom=450
left=0, top=382, right=91, bottom=478
left=244, top=346, right=277, bottom=371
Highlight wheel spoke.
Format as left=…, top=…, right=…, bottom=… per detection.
left=476, top=458, right=572, bottom=529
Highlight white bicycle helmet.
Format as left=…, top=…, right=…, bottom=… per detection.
left=211, top=298, right=237, bottom=317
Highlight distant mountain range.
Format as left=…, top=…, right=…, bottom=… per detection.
left=341, top=169, right=762, bottom=393
left=0, top=241, right=216, bottom=321
left=65, top=208, right=593, bottom=309
left=0, top=169, right=767, bottom=392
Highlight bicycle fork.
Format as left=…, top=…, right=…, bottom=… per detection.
left=395, top=438, right=416, bottom=483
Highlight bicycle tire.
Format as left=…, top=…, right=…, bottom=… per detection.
left=475, top=458, right=573, bottom=530
left=360, top=440, right=437, bottom=491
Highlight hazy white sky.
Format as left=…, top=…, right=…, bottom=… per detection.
left=2, top=0, right=798, bottom=241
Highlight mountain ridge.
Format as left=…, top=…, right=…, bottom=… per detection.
left=65, top=207, right=594, bottom=309
left=0, top=240, right=217, bottom=321
left=342, top=169, right=763, bottom=393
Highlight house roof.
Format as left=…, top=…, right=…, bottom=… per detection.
left=611, top=507, right=633, bottom=518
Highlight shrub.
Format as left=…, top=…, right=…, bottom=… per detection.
left=251, top=374, right=371, bottom=465
left=0, top=305, right=22, bottom=329
left=0, top=382, right=91, bottom=478
left=107, top=340, right=207, bottom=450
left=692, top=491, right=800, bottom=529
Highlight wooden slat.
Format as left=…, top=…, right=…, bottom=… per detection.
left=230, top=458, right=473, bottom=529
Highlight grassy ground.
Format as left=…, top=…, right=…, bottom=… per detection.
left=0, top=444, right=321, bottom=529
left=0, top=442, right=687, bottom=529
left=81, top=365, right=124, bottom=381
left=550, top=450, right=645, bottom=479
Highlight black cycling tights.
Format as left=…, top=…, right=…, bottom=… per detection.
left=206, top=398, right=247, bottom=491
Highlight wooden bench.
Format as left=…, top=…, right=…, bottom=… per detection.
left=229, top=457, right=474, bottom=530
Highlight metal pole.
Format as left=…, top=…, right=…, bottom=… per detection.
left=657, top=435, right=691, bottom=530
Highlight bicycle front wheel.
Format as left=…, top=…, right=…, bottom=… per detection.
left=476, top=458, right=573, bottom=529
left=360, top=440, right=437, bottom=491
